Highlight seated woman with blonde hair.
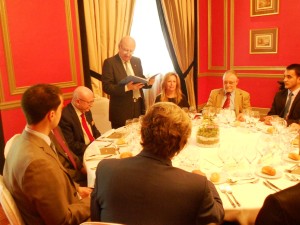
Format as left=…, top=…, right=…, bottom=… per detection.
left=155, top=72, right=190, bottom=108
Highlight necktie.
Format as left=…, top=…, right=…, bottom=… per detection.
left=125, top=62, right=141, bottom=99
left=52, top=128, right=77, bottom=170
left=81, top=113, right=95, bottom=142
left=283, top=92, right=294, bottom=119
left=223, top=92, right=231, bottom=109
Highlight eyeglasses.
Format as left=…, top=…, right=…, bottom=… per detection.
left=120, top=46, right=134, bottom=54
left=78, top=98, right=94, bottom=105
left=223, top=81, right=236, bottom=85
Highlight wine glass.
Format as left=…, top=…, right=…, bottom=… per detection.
left=251, top=110, right=260, bottom=129
left=244, top=145, right=257, bottom=175
left=217, top=143, right=231, bottom=170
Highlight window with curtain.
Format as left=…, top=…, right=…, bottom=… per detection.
left=130, top=0, right=174, bottom=76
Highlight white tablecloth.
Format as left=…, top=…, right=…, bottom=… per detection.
left=84, top=123, right=299, bottom=225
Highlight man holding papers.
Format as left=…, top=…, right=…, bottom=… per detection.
left=102, top=36, right=155, bottom=128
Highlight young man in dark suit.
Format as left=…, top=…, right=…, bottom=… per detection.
left=91, top=102, right=224, bottom=225
left=265, top=64, right=300, bottom=125
left=255, top=183, right=300, bottom=225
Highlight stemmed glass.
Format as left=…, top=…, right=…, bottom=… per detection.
left=251, top=110, right=260, bottom=130
left=217, top=143, right=231, bottom=170
left=244, top=145, right=257, bottom=175
left=243, top=109, right=252, bottom=127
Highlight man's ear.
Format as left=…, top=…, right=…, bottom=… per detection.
left=47, top=110, right=55, bottom=121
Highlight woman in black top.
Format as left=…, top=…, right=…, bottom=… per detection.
left=155, top=72, right=190, bottom=108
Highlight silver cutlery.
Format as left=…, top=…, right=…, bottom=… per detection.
left=86, top=154, right=113, bottom=161
left=263, top=181, right=278, bottom=192
left=227, top=177, right=258, bottom=185
left=219, top=185, right=236, bottom=208
left=265, top=180, right=281, bottom=191
left=285, top=163, right=299, bottom=173
left=286, top=173, right=299, bottom=182
left=225, top=185, right=241, bottom=207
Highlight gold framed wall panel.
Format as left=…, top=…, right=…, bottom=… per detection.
left=0, top=0, right=79, bottom=98
left=208, top=0, right=228, bottom=70
left=229, top=0, right=285, bottom=72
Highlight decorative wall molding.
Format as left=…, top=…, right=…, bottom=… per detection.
left=0, top=0, right=78, bottom=95
left=208, top=0, right=228, bottom=70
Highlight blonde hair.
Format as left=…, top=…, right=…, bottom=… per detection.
left=160, top=72, right=183, bottom=104
left=141, top=102, right=191, bottom=159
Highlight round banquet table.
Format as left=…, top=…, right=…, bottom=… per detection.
left=84, top=121, right=300, bottom=225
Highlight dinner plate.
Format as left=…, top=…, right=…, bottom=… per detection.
left=283, top=153, right=300, bottom=163
left=255, top=168, right=282, bottom=179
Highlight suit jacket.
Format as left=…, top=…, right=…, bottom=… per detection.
left=59, top=103, right=100, bottom=159
left=91, top=151, right=224, bottom=225
left=268, top=89, right=300, bottom=124
left=102, top=54, right=151, bottom=127
left=3, top=130, right=90, bottom=225
left=255, top=183, right=300, bottom=225
left=205, top=88, right=251, bottom=115
left=50, top=127, right=87, bottom=186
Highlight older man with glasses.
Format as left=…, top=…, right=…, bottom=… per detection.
left=204, top=70, right=251, bottom=121
left=59, top=86, right=100, bottom=161
left=102, top=36, right=156, bottom=129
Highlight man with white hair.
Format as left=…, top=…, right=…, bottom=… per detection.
left=205, top=70, right=251, bottom=120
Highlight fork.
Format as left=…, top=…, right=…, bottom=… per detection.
left=225, top=185, right=241, bottom=207
left=219, top=185, right=236, bottom=208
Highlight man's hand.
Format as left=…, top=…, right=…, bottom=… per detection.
left=148, top=77, right=155, bottom=86
left=78, top=187, right=93, bottom=198
left=264, top=115, right=273, bottom=125
left=127, top=81, right=144, bottom=91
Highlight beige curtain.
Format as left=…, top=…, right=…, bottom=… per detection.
left=160, top=0, right=196, bottom=107
left=83, top=0, right=136, bottom=97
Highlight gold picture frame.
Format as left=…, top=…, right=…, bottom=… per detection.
left=250, top=28, right=278, bottom=54
left=250, top=0, right=279, bottom=17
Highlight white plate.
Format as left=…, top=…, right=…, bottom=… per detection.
left=255, top=168, right=282, bottom=179
left=283, top=153, right=300, bottom=163
left=208, top=172, right=228, bottom=185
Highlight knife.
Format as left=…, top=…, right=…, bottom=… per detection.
left=265, top=180, right=282, bottom=191
left=263, top=181, right=278, bottom=192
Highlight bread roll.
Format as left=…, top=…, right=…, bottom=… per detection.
left=288, top=152, right=300, bottom=161
left=210, top=172, right=220, bottom=183
left=266, top=126, right=275, bottom=134
left=120, top=151, right=133, bottom=159
left=261, top=166, right=276, bottom=176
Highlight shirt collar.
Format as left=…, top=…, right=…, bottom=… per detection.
left=25, top=126, right=51, bottom=146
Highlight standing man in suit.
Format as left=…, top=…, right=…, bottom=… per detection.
left=91, top=102, right=224, bottom=225
left=264, top=64, right=300, bottom=125
left=59, top=86, right=100, bottom=161
left=102, top=36, right=155, bottom=128
left=255, top=183, right=300, bottom=225
left=3, top=84, right=91, bottom=225
left=205, top=70, right=251, bottom=120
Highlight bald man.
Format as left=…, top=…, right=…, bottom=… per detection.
left=59, top=86, right=100, bottom=161
left=102, top=36, right=155, bottom=128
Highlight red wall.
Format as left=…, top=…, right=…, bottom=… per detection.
left=0, top=0, right=84, bottom=141
left=198, top=0, right=300, bottom=108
